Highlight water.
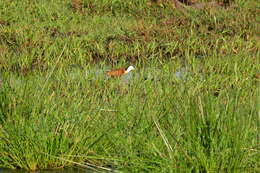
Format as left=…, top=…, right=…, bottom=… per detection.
left=2, top=65, right=190, bottom=91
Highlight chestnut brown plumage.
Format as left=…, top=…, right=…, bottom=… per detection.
left=106, top=66, right=134, bottom=77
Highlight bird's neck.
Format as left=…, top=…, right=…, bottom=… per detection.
left=125, top=68, right=131, bottom=73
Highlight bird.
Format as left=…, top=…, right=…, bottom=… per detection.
left=106, top=66, right=135, bottom=77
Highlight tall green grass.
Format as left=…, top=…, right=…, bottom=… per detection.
left=0, top=0, right=259, bottom=172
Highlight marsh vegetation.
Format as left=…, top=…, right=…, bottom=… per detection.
left=0, top=0, right=259, bottom=172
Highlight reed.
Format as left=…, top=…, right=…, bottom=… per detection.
left=0, top=0, right=259, bottom=172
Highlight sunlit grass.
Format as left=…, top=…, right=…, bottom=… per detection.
left=0, top=0, right=259, bottom=172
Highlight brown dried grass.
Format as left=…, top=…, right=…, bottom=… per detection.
left=71, top=0, right=82, bottom=11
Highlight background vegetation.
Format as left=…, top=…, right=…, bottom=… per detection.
left=0, top=0, right=259, bottom=172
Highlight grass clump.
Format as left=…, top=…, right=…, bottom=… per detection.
left=0, top=0, right=259, bottom=172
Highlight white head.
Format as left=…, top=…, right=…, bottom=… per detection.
left=125, top=66, right=135, bottom=73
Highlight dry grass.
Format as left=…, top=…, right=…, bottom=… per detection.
left=71, top=0, right=82, bottom=11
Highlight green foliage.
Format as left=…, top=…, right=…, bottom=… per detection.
left=0, top=0, right=259, bottom=172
